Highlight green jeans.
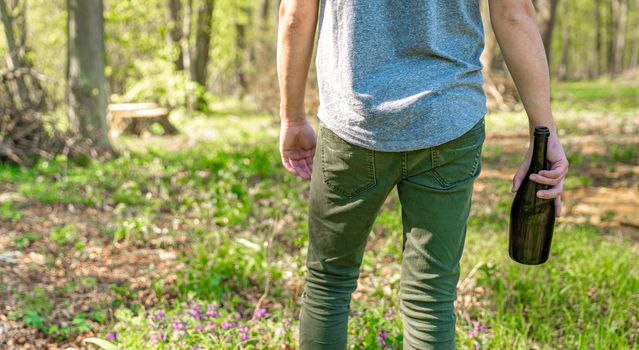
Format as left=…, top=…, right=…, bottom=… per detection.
left=299, top=118, right=485, bottom=350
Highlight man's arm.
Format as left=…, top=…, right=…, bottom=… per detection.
left=276, top=0, right=320, bottom=180
left=489, top=0, right=569, bottom=216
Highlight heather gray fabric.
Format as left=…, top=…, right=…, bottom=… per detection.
left=315, top=0, right=486, bottom=152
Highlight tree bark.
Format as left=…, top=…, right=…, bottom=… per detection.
left=166, top=0, right=184, bottom=70
left=181, top=0, right=194, bottom=111
left=533, top=0, right=561, bottom=65
left=594, top=0, right=602, bottom=76
left=612, top=0, right=628, bottom=74
left=67, top=0, right=114, bottom=155
left=558, top=0, right=570, bottom=80
left=0, top=0, right=30, bottom=105
left=235, top=4, right=252, bottom=94
left=190, top=0, right=214, bottom=87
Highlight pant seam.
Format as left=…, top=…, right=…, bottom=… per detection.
left=401, top=151, right=408, bottom=180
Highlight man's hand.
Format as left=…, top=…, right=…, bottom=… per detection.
left=280, top=120, right=316, bottom=180
left=512, top=132, right=569, bottom=217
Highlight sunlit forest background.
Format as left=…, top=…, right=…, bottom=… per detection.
left=0, top=0, right=638, bottom=349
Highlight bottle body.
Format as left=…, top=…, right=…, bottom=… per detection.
left=509, top=127, right=556, bottom=265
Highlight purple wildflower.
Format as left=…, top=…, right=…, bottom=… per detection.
left=188, top=302, right=204, bottom=320
left=253, top=308, right=268, bottom=319
left=221, top=321, right=236, bottom=329
left=106, top=332, right=117, bottom=341
left=376, top=332, right=387, bottom=348
left=206, top=308, right=220, bottom=318
left=208, top=321, right=217, bottom=330
left=196, top=324, right=205, bottom=332
left=154, top=309, right=166, bottom=320
left=150, top=332, right=160, bottom=344
left=284, top=319, right=291, bottom=328
left=191, top=344, right=204, bottom=350
left=173, top=317, right=187, bottom=332
left=275, top=327, right=286, bottom=336
left=239, top=332, right=250, bottom=341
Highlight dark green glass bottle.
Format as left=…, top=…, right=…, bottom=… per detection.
left=509, top=126, right=555, bottom=265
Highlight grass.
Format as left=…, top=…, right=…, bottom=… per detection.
left=1, top=81, right=638, bottom=349
left=552, top=80, right=639, bottom=113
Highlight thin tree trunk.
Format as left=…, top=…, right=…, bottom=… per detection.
left=608, top=0, right=616, bottom=74
left=182, top=0, right=193, bottom=111
left=191, top=0, right=214, bottom=87
left=558, top=0, right=570, bottom=80
left=630, top=29, right=639, bottom=68
left=67, top=0, right=114, bottom=155
left=612, top=0, right=628, bottom=73
left=0, top=0, right=30, bottom=105
left=166, top=0, right=184, bottom=70
left=235, top=5, right=252, bottom=94
left=595, top=0, right=602, bottom=76
left=533, top=0, right=561, bottom=65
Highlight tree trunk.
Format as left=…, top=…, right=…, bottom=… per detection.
left=67, top=0, right=114, bottom=156
left=190, top=0, right=214, bottom=87
left=0, top=0, right=30, bottom=105
left=166, top=0, right=184, bottom=70
left=533, top=0, right=560, bottom=65
left=235, top=5, right=252, bottom=94
left=608, top=0, right=616, bottom=74
left=612, top=0, right=628, bottom=74
left=594, top=0, right=602, bottom=76
left=558, top=0, right=570, bottom=80
left=261, top=0, right=270, bottom=27
left=182, top=0, right=193, bottom=111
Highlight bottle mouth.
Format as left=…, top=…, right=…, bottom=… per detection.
left=534, top=126, right=550, bottom=136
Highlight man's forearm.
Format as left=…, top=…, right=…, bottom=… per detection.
left=277, top=0, right=319, bottom=125
left=489, top=0, right=557, bottom=135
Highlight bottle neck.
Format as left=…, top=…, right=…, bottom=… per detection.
left=529, top=133, right=549, bottom=174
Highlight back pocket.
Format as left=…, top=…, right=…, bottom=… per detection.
left=431, top=119, right=485, bottom=189
left=320, top=124, right=376, bottom=198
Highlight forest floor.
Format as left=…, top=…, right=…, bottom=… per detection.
left=0, top=80, right=638, bottom=349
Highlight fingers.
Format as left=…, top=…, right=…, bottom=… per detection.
left=538, top=159, right=569, bottom=179
left=290, top=159, right=311, bottom=180
left=282, top=157, right=303, bottom=178
left=282, top=156, right=313, bottom=181
left=554, top=195, right=562, bottom=217
left=512, top=165, right=529, bottom=192
left=529, top=173, right=561, bottom=186
left=536, top=181, right=564, bottom=200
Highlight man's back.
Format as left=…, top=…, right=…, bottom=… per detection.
left=316, top=0, right=486, bottom=151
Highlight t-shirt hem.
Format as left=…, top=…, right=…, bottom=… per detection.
left=317, top=108, right=486, bottom=152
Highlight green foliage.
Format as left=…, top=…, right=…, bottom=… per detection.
left=458, top=223, right=639, bottom=349
left=552, top=81, right=639, bottom=113
left=0, top=201, right=22, bottom=222
left=49, top=224, right=78, bottom=247
left=104, top=301, right=296, bottom=349
left=14, top=232, right=42, bottom=249
left=175, top=232, right=282, bottom=301
left=110, top=57, right=213, bottom=110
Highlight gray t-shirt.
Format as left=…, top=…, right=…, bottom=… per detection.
left=315, top=0, right=486, bottom=152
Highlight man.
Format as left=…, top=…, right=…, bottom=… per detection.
left=277, top=0, right=569, bottom=349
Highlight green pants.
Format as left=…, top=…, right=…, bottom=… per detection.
left=299, top=118, right=485, bottom=350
